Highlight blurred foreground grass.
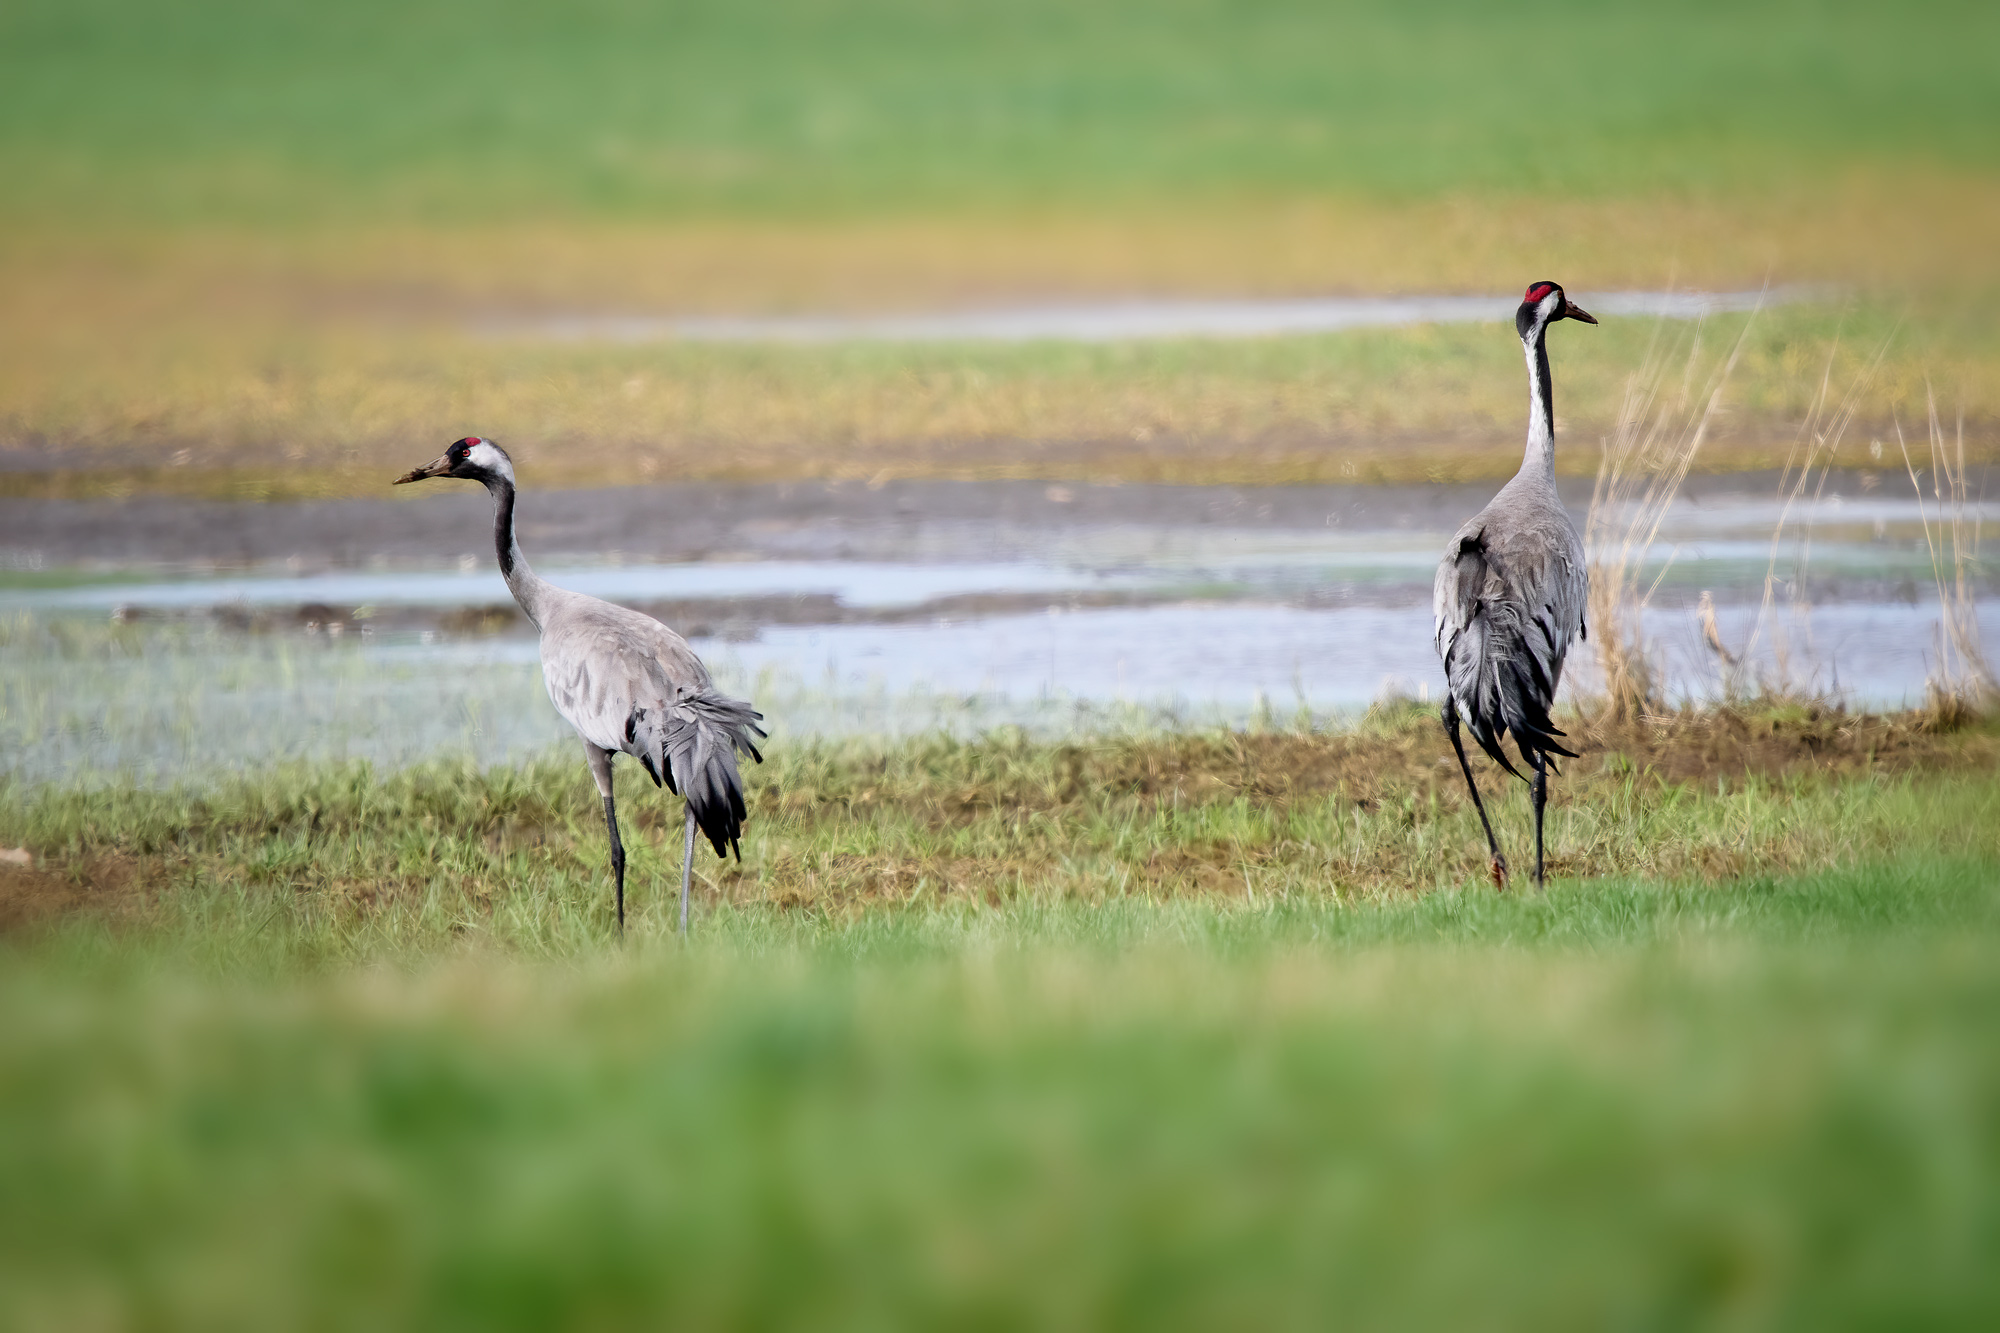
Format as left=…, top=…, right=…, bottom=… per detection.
left=3, top=709, right=1999, bottom=1323
left=3, top=858, right=1998, bottom=1323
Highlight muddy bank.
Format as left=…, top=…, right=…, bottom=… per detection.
left=3, top=468, right=1974, bottom=572
left=0, top=476, right=1522, bottom=570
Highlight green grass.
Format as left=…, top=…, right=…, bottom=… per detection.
left=5, top=705, right=1997, bottom=955
left=6, top=715, right=1999, bottom=1325
left=2, top=0, right=1995, bottom=223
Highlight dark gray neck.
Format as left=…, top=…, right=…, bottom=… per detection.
left=1520, top=318, right=1556, bottom=478
left=492, top=478, right=519, bottom=578
left=483, top=476, right=554, bottom=627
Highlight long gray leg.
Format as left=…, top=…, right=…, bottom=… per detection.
left=1530, top=749, right=1548, bottom=889
left=585, top=743, right=626, bottom=934
left=680, top=805, right=698, bottom=937
left=1442, top=697, right=1509, bottom=890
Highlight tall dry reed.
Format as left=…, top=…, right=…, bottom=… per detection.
left=1899, top=388, right=1993, bottom=728
left=1733, top=325, right=1897, bottom=701
left=1584, top=298, right=1758, bottom=720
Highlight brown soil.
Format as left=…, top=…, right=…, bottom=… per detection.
left=0, top=854, right=156, bottom=936
left=4, top=468, right=1967, bottom=573
left=757, top=706, right=2000, bottom=830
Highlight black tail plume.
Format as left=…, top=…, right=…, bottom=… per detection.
left=626, top=691, right=767, bottom=858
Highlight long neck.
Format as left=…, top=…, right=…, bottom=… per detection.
left=1521, top=318, right=1556, bottom=478
left=485, top=476, right=555, bottom=628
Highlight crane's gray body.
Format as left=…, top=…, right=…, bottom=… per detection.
left=535, top=591, right=765, bottom=852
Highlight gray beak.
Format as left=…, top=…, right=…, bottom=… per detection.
left=393, top=452, right=454, bottom=485
left=1563, top=299, right=1598, bottom=325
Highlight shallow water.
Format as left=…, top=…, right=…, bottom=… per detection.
left=7, top=592, right=1993, bottom=787
left=0, top=560, right=1139, bottom=614
left=3, top=474, right=1991, bottom=786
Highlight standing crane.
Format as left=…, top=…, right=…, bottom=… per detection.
left=1433, top=282, right=1597, bottom=888
left=396, top=437, right=764, bottom=934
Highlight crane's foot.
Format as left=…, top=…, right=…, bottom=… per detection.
left=1489, top=853, right=1510, bottom=891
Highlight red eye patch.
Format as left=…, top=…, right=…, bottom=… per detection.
left=1523, top=283, right=1555, bottom=305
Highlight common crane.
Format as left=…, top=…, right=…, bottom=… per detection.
left=1433, top=282, right=1597, bottom=888
left=395, top=438, right=765, bottom=934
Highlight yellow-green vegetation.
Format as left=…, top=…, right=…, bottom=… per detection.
left=3, top=0, right=1998, bottom=493
left=5, top=300, right=1993, bottom=499
left=3, top=711, right=1999, bottom=1324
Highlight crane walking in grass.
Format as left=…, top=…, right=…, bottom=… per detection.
left=395, top=437, right=764, bottom=934
left=1433, top=282, right=1597, bottom=889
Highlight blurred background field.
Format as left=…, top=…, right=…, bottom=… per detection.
left=5, top=0, right=2000, bottom=1324
left=3, top=0, right=1999, bottom=493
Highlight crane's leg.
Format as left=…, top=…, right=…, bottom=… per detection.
left=1442, top=697, right=1508, bottom=889
left=585, top=743, right=626, bottom=935
left=1530, top=749, right=1549, bottom=890
left=680, top=805, right=698, bottom=937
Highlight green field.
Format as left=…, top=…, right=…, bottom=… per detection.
left=3, top=0, right=1995, bottom=221
left=3, top=0, right=1997, bottom=491
left=4, top=711, right=1999, bottom=1325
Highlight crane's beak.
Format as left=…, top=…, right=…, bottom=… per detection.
left=393, top=452, right=453, bottom=485
left=1563, top=299, right=1598, bottom=325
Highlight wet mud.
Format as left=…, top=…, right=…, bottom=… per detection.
left=12, top=468, right=1962, bottom=573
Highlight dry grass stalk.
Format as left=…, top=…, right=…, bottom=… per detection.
left=1899, top=388, right=1993, bottom=729
left=1734, top=327, right=1897, bottom=704
left=1585, top=297, right=1759, bottom=721
left=1694, top=590, right=1748, bottom=700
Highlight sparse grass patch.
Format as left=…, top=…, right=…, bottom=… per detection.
left=4, top=703, right=1995, bottom=954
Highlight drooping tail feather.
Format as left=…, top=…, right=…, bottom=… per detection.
left=1445, top=604, right=1577, bottom=780
left=626, top=691, right=767, bottom=858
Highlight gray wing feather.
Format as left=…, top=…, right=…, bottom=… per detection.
left=1434, top=510, right=1585, bottom=772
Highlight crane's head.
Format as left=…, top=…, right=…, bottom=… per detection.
left=393, top=436, right=516, bottom=487
left=1517, top=281, right=1597, bottom=340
